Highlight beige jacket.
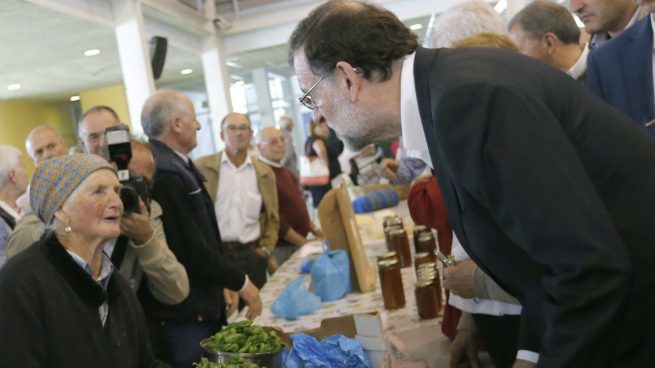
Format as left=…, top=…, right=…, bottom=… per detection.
left=195, top=152, right=279, bottom=253
left=6, top=200, right=189, bottom=305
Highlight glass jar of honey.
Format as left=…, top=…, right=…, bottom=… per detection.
left=415, top=232, right=437, bottom=255
left=384, top=224, right=404, bottom=252
left=377, top=259, right=405, bottom=310
left=415, top=279, right=441, bottom=319
left=383, top=216, right=403, bottom=228
left=388, top=229, right=412, bottom=268
left=413, top=225, right=430, bottom=245
left=414, top=252, right=437, bottom=273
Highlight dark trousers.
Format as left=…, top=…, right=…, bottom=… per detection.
left=160, top=320, right=222, bottom=368
left=471, top=314, right=521, bottom=368
left=307, top=184, right=331, bottom=208
left=224, top=246, right=267, bottom=289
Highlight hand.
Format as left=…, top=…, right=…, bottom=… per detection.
left=311, top=224, right=324, bottom=239
left=443, top=260, right=477, bottom=298
left=223, top=289, right=238, bottom=319
left=513, top=359, right=536, bottom=368
left=450, top=330, right=480, bottom=368
left=239, top=279, right=263, bottom=320
left=119, top=200, right=154, bottom=245
left=359, top=144, right=376, bottom=157
left=380, top=158, right=400, bottom=181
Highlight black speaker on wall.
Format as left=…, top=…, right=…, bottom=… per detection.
left=149, top=36, right=168, bottom=81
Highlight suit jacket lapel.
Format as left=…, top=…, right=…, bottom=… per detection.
left=621, top=17, right=655, bottom=124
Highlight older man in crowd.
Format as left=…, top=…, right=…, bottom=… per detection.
left=142, top=91, right=262, bottom=368
left=509, top=0, right=589, bottom=82
left=195, top=113, right=279, bottom=289
left=278, top=115, right=299, bottom=178
left=586, top=0, right=655, bottom=136
left=78, top=105, right=123, bottom=155
left=256, top=126, right=323, bottom=265
left=290, top=1, right=655, bottom=367
left=0, top=145, right=28, bottom=267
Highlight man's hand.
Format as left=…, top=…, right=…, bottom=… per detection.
left=239, top=279, right=263, bottom=320
left=513, top=359, right=536, bottom=368
left=224, top=289, right=238, bottom=319
left=311, top=223, right=324, bottom=239
left=119, top=200, right=154, bottom=245
left=443, top=260, right=477, bottom=298
left=380, top=158, right=400, bottom=181
left=450, top=330, right=480, bottom=368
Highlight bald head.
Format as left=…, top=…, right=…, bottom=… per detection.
left=256, top=127, right=287, bottom=163
left=141, top=90, right=200, bottom=155
left=25, top=125, right=69, bottom=165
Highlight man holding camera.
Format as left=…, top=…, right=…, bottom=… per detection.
left=7, top=108, right=190, bottom=309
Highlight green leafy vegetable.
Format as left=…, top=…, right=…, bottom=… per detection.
left=204, top=320, right=285, bottom=354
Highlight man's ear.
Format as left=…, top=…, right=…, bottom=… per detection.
left=335, top=61, right=364, bottom=102
left=543, top=32, right=559, bottom=55
left=170, top=118, right=183, bottom=134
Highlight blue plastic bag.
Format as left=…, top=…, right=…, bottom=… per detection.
left=282, top=333, right=372, bottom=368
left=352, top=189, right=400, bottom=213
left=271, top=276, right=321, bottom=320
left=310, top=249, right=352, bottom=302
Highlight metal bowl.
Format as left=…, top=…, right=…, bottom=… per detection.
left=199, top=338, right=284, bottom=368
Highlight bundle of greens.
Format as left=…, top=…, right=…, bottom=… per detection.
left=204, top=320, right=285, bottom=354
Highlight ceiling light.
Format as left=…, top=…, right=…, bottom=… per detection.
left=181, top=69, right=193, bottom=75
left=70, top=95, right=80, bottom=101
left=234, top=81, right=245, bottom=87
left=84, top=49, right=101, bottom=56
left=410, top=24, right=423, bottom=31
left=572, top=14, right=584, bottom=28
left=226, top=61, right=242, bottom=68
left=7, top=84, right=21, bottom=91
left=494, top=0, right=507, bottom=13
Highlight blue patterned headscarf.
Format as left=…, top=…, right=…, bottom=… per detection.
left=30, top=154, right=115, bottom=224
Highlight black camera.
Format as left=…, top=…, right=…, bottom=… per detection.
left=104, top=125, right=150, bottom=214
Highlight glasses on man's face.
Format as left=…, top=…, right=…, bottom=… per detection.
left=224, top=125, right=251, bottom=133
left=298, top=73, right=329, bottom=110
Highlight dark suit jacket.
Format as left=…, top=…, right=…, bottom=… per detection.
left=413, top=46, right=655, bottom=367
left=587, top=16, right=655, bottom=137
left=142, top=139, right=245, bottom=324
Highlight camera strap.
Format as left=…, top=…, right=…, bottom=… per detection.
left=111, top=235, right=129, bottom=269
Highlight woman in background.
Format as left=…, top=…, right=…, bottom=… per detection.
left=304, top=117, right=342, bottom=207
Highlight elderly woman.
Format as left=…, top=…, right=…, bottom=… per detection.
left=0, top=154, right=167, bottom=368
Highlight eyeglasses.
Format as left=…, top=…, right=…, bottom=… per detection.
left=224, top=125, right=251, bottom=133
left=298, top=73, right=328, bottom=110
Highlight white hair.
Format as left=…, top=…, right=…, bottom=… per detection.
left=0, top=145, right=22, bottom=189
left=432, top=0, right=508, bottom=48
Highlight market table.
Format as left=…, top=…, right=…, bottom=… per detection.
left=237, top=201, right=493, bottom=367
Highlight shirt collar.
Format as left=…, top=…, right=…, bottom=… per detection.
left=567, top=43, right=589, bottom=80
left=0, top=200, right=22, bottom=221
left=400, top=51, right=433, bottom=169
left=173, top=150, right=190, bottom=164
left=221, top=150, right=253, bottom=170
left=258, top=155, right=283, bottom=168
left=66, top=249, right=114, bottom=290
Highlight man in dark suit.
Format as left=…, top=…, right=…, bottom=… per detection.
left=290, top=1, right=655, bottom=367
left=141, top=90, right=262, bottom=368
left=586, top=9, right=655, bottom=136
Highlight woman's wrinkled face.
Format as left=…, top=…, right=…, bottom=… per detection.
left=58, top=170, right=123, bottom=240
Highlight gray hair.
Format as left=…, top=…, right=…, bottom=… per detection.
left=141, top=90, right=188, bottom=138
left=508, top=0, right=580, bottom=45
left=432, top=0, right=507, bottom=48
left=0, top=145, right=22, bottom=189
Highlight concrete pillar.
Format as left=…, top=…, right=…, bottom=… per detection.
left=112, top=0, right=156, bottom=136
left=252, top=68, right=274, bottom=128
left=201, top=33, right=232, bottom=151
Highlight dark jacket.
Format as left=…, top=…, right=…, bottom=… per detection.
left=0, top=233, right=167, bottom=368
left=143, top=139, right=245, bottom=323
left=414, top=46, right=655, bottom=367
left=586, top=16, right=655, bottom=136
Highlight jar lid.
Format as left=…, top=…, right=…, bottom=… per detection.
left=417, top=262, right=437, bottom=269
left=378, top=259, right=400, bottom=267
left=415, top=252, right=431, bottom=260
left=378, top=251, right=397, bottom=259
left=384, top=225, right=403, bottom=233
left=414, top=225, right=427, bottom=232
left=415, top=279, right=435, bottom=287
left=417, top=232, right=435, bottom=241
left=388, top=229, right=407, bottom=236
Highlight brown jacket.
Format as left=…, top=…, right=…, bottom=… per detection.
left=195, top=152, right=279, bottom=253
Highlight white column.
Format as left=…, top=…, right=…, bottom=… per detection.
left=506, top=0, right=530, bottom=19
left=201, top=33, right=231, bottom=151
left=252, top=68, right=274, bottom=128
left=112, top=0, right=156, bottom=136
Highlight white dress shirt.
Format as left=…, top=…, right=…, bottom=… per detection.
left=567, top=43, right=589, bottom=80
left=0, top=200, right=22, bottom=222
left=215, top=152, right=262, bottom=244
